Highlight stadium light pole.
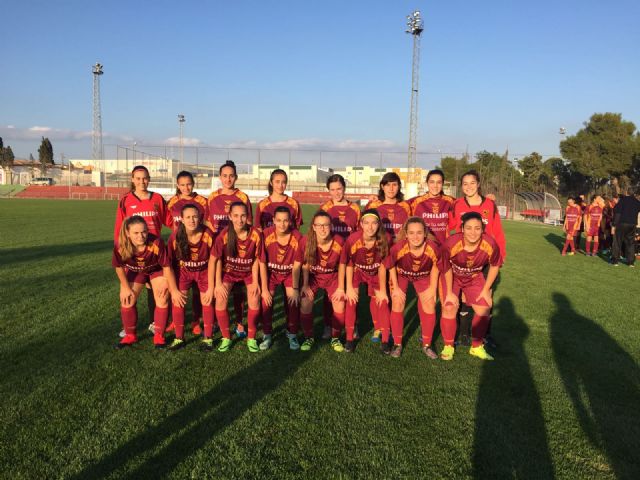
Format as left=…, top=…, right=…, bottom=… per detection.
left=405, top=10, right=424, bottom=184
left=178, top=114, right=185, bottom=172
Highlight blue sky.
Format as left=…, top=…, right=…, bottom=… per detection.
left=1, top=0, right=639, bottom=168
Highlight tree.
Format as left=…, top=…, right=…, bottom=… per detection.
left=560, top=113, right=639, bottom=190
left=517, top=152, right=545, bottom=191
left=29, top=153, right=35, bottom=162
left=437, top=155, right=469, bottom=186
left=0, top=137, right=15, bottom=169
left=38, top=136, right=54, bottom=172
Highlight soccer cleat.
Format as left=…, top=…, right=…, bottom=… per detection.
left=168, top=338, right=185, bottom=351
left=191, top=322, right=202, bottom=336
left=201, top=337, right=214, bottom=352
left=118, top=329, right=126, bottom=338
left=217, top=338, right=232, bottom=352
left=344, top=340, right=355, bottom=353
left=390, top=344, right=402, bottom=358
left=484, top=335, right=498, bottom=349
left=422, top=345, right=438, bottom=359
left=370, top=329, right=381, bottom=343
left=288, top=334, right=301, bottom=351
left=321, top=325, right=332, bottom=340
left=153, top=333, right=166, bottom=349
left=330, top=338, right=344, bottom=353
left=235, top=324, right=247, bottom=339
left=300, top=338, right=314, bottom=351
left=469, top=345, right=494, bottom=361
left=567, top=252, right=575, bottom=256
left=259, top=335, right=273, bottom=351
left=440, top=345, right=455, bottom=361
left=247, top=338, right=259, bottom=353
left=380, top=342, right=391, bottom=355
left=115, top=334, right=137, bottom=349
left=166, top=322, right=176, bottom=333
left=148, top=322, right=155, bottom=333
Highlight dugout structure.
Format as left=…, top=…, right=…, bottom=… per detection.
left=516, top=192, right=562, bottom=225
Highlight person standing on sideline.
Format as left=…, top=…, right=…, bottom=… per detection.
left=611, top=187, right=640, bottom=267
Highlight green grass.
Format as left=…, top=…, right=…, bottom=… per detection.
left=1, top=199, right=639, bottom=479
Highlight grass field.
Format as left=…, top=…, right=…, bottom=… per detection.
left=1, top=199, right=639, bottom=479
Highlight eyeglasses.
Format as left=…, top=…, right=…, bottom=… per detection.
left=313, top=223, right=331, bottom=229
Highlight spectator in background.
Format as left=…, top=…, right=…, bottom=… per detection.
left=611, top=187, right=640, bottom=267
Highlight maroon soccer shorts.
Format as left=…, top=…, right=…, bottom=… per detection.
left=452, top=274, right=490, bottom=307
left=268, top=272, right=293, bottom=292
left=308, top=273, right=339, bottom=297
left=352, top=268, right=380, bottom=296
left=178, top=268, right=209, bottom=292
left=126, top=267, right=163, bottom=284
left=396, top=273, right=431, bottom=294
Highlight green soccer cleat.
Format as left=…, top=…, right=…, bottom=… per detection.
left=168, top=338, right=185, bottom=351
left=469, top=345, right=494, bottom=361
left=201, top=337, right=214, bottom=352
left=440, top=345, right=455, bottom=361
left=300, top=337, right=314, bottom=351
left=330, top=338, right=344, bottom=353
left=259, top=335, right=273, bottom=351
left=247, top=338, right=259, bottom=353
left=217, top=338, right=232, bottom=352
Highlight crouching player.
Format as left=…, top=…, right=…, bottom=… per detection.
left=212, top=202, right=263, bottom=352
left=440, top=212, right=502, bottom=361
left=342, top=209, right=390, bottom=353
left=165, top=204, right=215, bottom=351
left=299, top=211, right=346, bottom=352
left=385, top=217, right=441, bottom=358
left=260, top=206, right=302, bottom=351
left=561, top=197, right=581, bottom=255
left=113, top=216, right=171, bottom=349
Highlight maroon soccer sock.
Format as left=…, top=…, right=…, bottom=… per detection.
left=440, top=316, right=457, bottom=346
left=247, top=308, right=260, bottom=339
left=562, top=239, right=570, bottom=254
left=287, top=301, right=300, bottom=335
left=586, top=239, right=591, bottom=253
left=233, top=287, right=245, bottom=325
left=154, top=307, right=169, bottom=336
left=301, top=312, right=314, bottom=338
left=345, top=301, right=357, bottom=341
left=202, top=305, right=214, bottom=338
left=369, top=298, right=379, bottom=331
left=332, top=311, right=345, bottom=338
left=471, top=314, right=490, bottom=347
left=216, top=308, right=231, bottom=339
left=172, top=305, right=185, bottom=339
left=569, top=238, right=575, bottom=252
left=378, top=300, right=390, bottom=341
left=261, top=300, right=274, bottom=336
left=192, top=288, right=202, bottom=323
left=120, top=306, right=138, bottom=335
left=592, top=240, right=599, bottom=254
left=390, top=311, right=404, bottom=345
left=418, top=305, right=436, bottom=346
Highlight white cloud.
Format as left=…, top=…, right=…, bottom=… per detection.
left=217, top=138, right=399, bottom=151
left=0, top=125, right=131, bottom=143
left=163, top=136, right=202, bottom=147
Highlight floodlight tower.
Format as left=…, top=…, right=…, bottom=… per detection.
left=178, top=114, right=185, bottom=170
left=92, top=63, right=104, bottom=160
left=406, top=11, right=424, bottom=182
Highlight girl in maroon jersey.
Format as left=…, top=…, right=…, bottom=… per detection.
left=364, top=172, right=412, bottom=243
left=385, top=217, right=441, bottom=358
left=112, top=216, right=171, bottom=349
left=584, top=195, right=604, bottom=256
left=299, top=211, right=346, bottom=352
left=440, top=212, right=502, bottom=361
left=207, top=161, right=253, bottom=339
left=342, top=209, right=390, bottom=353
left=166, top=171, right=210, bottom=336
left=409, top=169, right=455, bottom=245
left=561, top=197, right=582, bottom=255
left=260, top=206, right=303, bottom=350
left=165, top=204, right=216, bottom=351
left=254, top=169, right=303, bottom=230
left=212, top=202, right=263, bottom=352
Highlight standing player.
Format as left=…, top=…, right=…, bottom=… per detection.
left=208, top=160, right=253, bottom=338
left=342, top=210, right=390, bottom=353
left=365, top=172, right=411, bottom=243
left=114, top=165, right=173, bottom=337
left=298, top=211, right=346, bottom=352
left=165, top=204, right=215, bottom=351
left=260, top=206, right=302, bottom=351
left=385, top=217, right=441, bottom=358
left=167, top=171, right=210, bottom=336
left=112, top=216, right=171, bottom=349
left=410, top=169, right=455, bottom=245
left=254, top=169, right=303, bottom=230
left=439, top=212, right=503, bottom=361
left=584, top=195, right=604, bottom=256
left=561, top=197, right=582, bottom=256
left=319, top=174, right=361, bottom=340
left=212, top=202, right=263, bottom=352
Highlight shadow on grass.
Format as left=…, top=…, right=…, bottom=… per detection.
left=0, top=240, right=113, bottom=268
left=473, top=297, right=555, bottom=478
left=550, top=293, right=640, bottom=478
left=544, top=232, right=565, bottom=252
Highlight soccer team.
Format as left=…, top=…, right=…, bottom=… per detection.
left=112, top=161, right=506, bottom=361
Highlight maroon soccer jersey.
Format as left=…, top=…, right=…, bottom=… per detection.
left=384, top=238, right=440, bottom=281
left=111, top=234, right=169, bottom=272
left=167, top=227, right=215, bottom=272
left=440, top=232, right=502, bottom=285
left=167, top=194, right=209, bottom=231
left=207, top=189, right=253, bottom=236
left=585, top=205, right=603, bottom=230
left=297, top=235, right=344, bottom=279
left=564, top=205, right=582, bottom=233
left=254, top=195, right=303, bottom=230
left=341, top=230, right=387, bottom=277
left=364, top=199, right=411, bottom=240
left=213, top=226, right=263, bottom=275
left=319, top=200, right=361, bottom=239
left=114, top=192, right=172, bottom=242
left=449, top=196, right=506, bottom=260
left=261, top=226, right=302, bottom=277
left=409, top=193, right=454, bottom=244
